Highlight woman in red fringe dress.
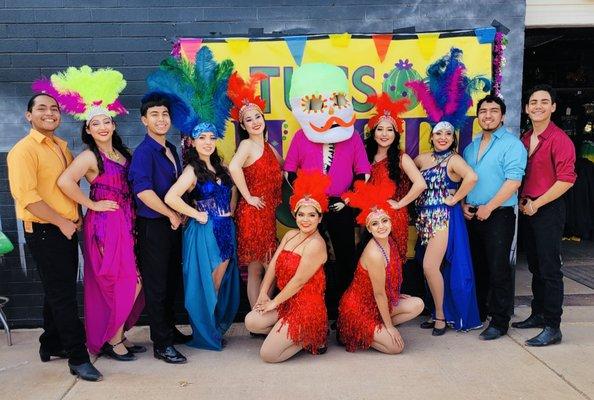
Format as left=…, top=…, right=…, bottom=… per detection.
left=338, top=180, right=424, bottom=354
left=364, top=93, right=426, bottom=264
left=228, top=72, right=283, bottom=307
left=245, top=170, right=329, bottom=363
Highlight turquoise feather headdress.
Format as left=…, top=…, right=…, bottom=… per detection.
left=144, top=47, right=234, bottom=139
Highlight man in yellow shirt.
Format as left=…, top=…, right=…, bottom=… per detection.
left=7, top=93, right=102, bottom=382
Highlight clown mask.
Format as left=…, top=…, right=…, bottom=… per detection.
left=289, top=63, right=356, bottom=144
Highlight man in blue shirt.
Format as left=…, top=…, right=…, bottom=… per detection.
left=462, top=95, right=527, bottom=341
left=129, top=94, right=191, bottom=363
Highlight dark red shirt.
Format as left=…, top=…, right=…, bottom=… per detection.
left=521, top=121, right=576, bottom=198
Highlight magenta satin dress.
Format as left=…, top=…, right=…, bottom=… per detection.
left=83, top=153, right=144, bottom=354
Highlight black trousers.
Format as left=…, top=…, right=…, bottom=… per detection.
left=25, top=224, right=89, bottom=365
left=322, top=205, right=357, bottom=319
left=467, top=207, right=515, bottom=330
left=136, top=217, right=183, bottom=348
left=521, top=198, right=565, bottom=329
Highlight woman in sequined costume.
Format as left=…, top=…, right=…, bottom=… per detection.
left=58, top=115, right=145, bottom=360
left=244, top=170, right=329, bottom=363
left=364, top=93, right=427, bottom=264
left=164, top=130, right=240, bottom=351
left=414, top=121, right=481, bottom=335
left=338, top=180, right=424, bottom=354
left=228, top=72, right=282, bottom=307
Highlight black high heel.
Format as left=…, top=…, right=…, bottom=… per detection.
left=101, top=340, right=136, bottom=361
left=432, top=318, right=447, bottom=336
left=420, top=320, right=435, bottom=329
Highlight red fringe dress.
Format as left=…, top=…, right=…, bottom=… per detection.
left=275, top=250, right=328, bottom=353
left=369, top=156, right=411, bottom=264
left=235, top=143, right=282, bottom=278
left=337, top=239, right=402, bottom=352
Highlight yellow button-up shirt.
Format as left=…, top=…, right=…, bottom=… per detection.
left=7, top=129, right=79, bottom=228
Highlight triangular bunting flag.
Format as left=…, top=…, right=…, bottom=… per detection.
left=474, top=27, right=496, bottom=44
left=372, top=34, right=393, bottom=63
left=226, top=37, right=250, bottom=54
left=179, top=38, right=203, bottom=62
left=329, top=33, right=352, bottom=48
left=285, top=36, right=307, bottom=66
left=418, top=33, right=440, bottom=60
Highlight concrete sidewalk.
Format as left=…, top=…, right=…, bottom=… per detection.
left=2, top=257, right=593, bottom=400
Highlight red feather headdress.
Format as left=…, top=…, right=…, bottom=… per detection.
left=366, top=93, right=410, bottom=133
left=343, top=180, right=396, bottom=226
left=227, top=71, right=267, bottom=122
left=289, top=170, right=331, bottom=214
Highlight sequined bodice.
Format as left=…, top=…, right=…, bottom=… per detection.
left=89, top=154, right=132, bottom=204
left=416, top=160, right=458, bottom=208
left=191, top=179, right=232, bottom=216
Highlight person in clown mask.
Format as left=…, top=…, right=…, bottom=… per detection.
left=337, top=180, right=424, bottom=354
left=284, top=63, right=371, bottom=319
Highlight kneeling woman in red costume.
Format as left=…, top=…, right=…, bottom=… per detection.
left=338, top=180, right=424, bottom=354
left=245, top=170, right=329, bottom=363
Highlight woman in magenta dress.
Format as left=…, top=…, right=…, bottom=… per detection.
left=59, top=110, right=144, bottom=361
left=244, top=170, right=329, bottom=363
left=228, top=72, right=282, bottom=307
left=338, top=180, right=424, bottom=353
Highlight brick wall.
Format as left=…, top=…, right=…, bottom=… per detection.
left=0, top=0, right=526, bottom=327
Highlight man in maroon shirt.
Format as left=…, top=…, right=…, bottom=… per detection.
left=513, top=85, right=577, bottom=346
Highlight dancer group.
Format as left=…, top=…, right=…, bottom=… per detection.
left=7, top=47, right=576, bottom=381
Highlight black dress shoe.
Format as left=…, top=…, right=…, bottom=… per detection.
left=68, top=361, right=103, bottom=382
left=101, top=342, right=136, bottom=361
left=420, top=320, right=435, bottom=329
left=173, top=329, right=192, bottom=345
left=39, top=349, right=68, bottom=362
left=432, top=318, right=447, bottom=336
left=154, top=345, right=187, bottom=364
left=249, top=332, right=267, bottom=339
left=525, top=327, right=562, bottom=347
left=479, top=325, right=507, bottom=341
left=125, top=344, right=147, bottom=354
left=511, top=314, right=545, bottom=329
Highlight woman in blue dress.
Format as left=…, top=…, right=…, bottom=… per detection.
left=414, top=121, right=482, bottom=335
left=165, top=127, right=240, bottom=350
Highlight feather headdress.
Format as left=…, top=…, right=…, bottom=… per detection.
left=366, top=93, right=410, bottom=133
left=227, top=71, right=267, bottom=122
left=289, top=170, right=331, bottom=214
left=343, top=180, right=396, bottom=226
left=32, top=65, right=128, bottom=121
left=405, top=48, right=489, bottom=131
left=144, top=46, right=233, bottom=139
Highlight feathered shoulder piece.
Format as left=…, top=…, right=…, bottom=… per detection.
left=289, top=170, right=331, bottom=214
left=366, top=93, right=410, bottom=133
left=32, top=65, right=128, bottom=121
left=343, top=180, right=396, bottom=226
left=405, top=48, right=476, bottom=131
left=228, top=71, right=267, bottom=122
left=144, top=46, right=233, bottom=139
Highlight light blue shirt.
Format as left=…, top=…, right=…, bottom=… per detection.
left=463, top=125, right=527, bottom=207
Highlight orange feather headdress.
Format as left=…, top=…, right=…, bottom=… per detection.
left=289, top=170, right=331, bottom=214
left=365, top=93, right=410, bottom=133
left=227, top=71, right=267, bottom=122
left=343, top=180, right=396, bottom=226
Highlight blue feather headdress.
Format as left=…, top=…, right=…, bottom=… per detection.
left=405, top=48, right=491, bottom=131
left=143, top=46, right=234, bottom=139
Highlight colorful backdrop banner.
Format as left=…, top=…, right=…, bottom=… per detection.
left=177, top=28, right=495, bottom=162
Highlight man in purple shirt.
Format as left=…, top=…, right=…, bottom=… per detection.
left=128, top=94, right=191, bottom=363
left=284, top=63, right=371, bottom=319
left=512, top=85, right=576, bottom=346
